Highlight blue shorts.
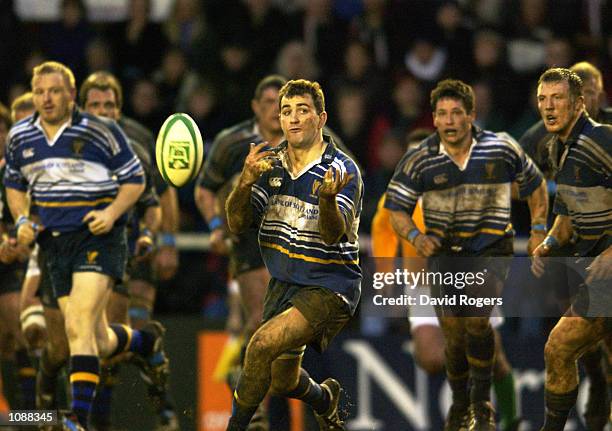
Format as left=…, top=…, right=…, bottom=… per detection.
left=38, top=226, right=128, bottom=300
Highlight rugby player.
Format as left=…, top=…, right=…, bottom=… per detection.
left=225, top=79, right=362, bottom=431
left=531, top=68, right=612, bottom=431
left=385, top=79, right=548, bottom=430
left=3, top=61, right=165, bottom=430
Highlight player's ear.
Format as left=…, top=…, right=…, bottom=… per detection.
left=318, top=111, right=327, bottom=129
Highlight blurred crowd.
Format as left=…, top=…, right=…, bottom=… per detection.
left=1, top=0, right=610, bottom=316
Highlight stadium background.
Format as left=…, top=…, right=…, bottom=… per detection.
left=1, top=0, right=610, bottom=429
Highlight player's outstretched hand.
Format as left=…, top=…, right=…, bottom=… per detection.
left=319, top=167, right=353, bottom=199
left=530, top=242, right=550, bottom=278
left=240, top=142, right=276, bottom=186
left=527, top=231, right=546, bottom=256
left=414, top=234, right=441, bottom=257
left=586, top=246, right=612, bottom=284
left=83, top=208, right=116, bottom=235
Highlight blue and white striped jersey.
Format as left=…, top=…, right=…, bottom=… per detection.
left=251, top=136, right=363, bottom=313
left=3, top=109, right=144, bottom=232
left=551, top=114, right=612, bottom=256
left=385, top=128, right=544, bottom=254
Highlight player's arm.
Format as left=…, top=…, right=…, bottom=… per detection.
left=226, top=143, right=274, bottom=234
left=525, top=178, right=549, bottom=255
left=318, top=168, right=353, bottom=245
left=6, top=187, right=39, bottom=246
left=531, top=214, right=572, bottom=277
left=84, top=123, right=146, bottom=235
left=389, top=209, right=440, bottom=257
left=194, top=185, right=228, bottom=254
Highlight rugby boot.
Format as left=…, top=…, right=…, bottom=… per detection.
left=444, top=403, right=469, bottom=431
left=314, top=378, right=346, bottom=430
left=468, top=401, right=496, bottom=431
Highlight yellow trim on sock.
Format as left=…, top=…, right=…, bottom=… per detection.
left=70, top=372, right=100, bottom=384
left=18, top=367, right=37, bottom=377
left=233, top=390, right=258, bottom=408
left=467, top=356, right=495, bottom=368
left=121, top=324, right=133, bottom=352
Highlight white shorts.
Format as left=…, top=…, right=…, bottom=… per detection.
left=408, top=286, right=505, bottom=332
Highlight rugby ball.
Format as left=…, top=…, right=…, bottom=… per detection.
left=156, top=113, right=204, bottom=187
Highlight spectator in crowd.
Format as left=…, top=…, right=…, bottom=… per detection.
left=109, top=0, right=168, bottom=83
left=287, top=0, right=347, bottom=77
left=42, top=0, right=93, bottom=84
left=152, top=47, right=201, bottom=113
left=127, top=78, right=164, bottom=132
left=274, top=40, right=320, bottom=81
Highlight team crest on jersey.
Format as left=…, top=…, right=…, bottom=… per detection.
left=269, top=177, right=282, bottom=188
left=86, top=250, right=99, bottom=264
left=22, top=148, right=35, bottom=158
left=311, top=179, right=322, bottom=197
left=434, top=173, right=448, bottom=185
left=72, top=139, right=85, bottom=157
left=484, top=162, right=496, bottom=180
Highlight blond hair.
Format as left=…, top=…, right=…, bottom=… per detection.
left=31, top=61, right=76, bottom=90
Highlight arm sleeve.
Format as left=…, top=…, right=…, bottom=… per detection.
left=108, top=123, right=145, bottom=185
left=384, top=150, right=422, bottom=214
left=3, top=133, right=28, bottom=192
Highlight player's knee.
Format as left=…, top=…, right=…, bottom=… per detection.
left=544, top=333, right=575, bottom=365
left=64, top=313, right=93, bottom=344
left=464, top=317, right=490, bottom=335
left=245, top=332, right=275, bottom=363
left=24, top=325, right=46, bottom=351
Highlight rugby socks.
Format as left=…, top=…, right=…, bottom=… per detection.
left=69, top=355, right=100, bottom=427
left=285, top=368, right=330, bottom=414
left=467, top=327, right=495, bottom=403
left=542, top=387, right=578, bottom=431
left=109, top=323, right=154, bottom=358
left=91, top=363, right=119, bottom=429
left=493, top=371, right=518, bottom=430
left=445, top=347, right=470, bottom=409
left=227, top=390, right=259, bottom=430
left=15, top=348, right=36, bottom=409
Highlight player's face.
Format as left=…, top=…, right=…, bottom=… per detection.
left=433, top=97, right=474, bottom=147
left=84, top=88, right=120, bottom=120
left=279, top=94, right=326, bottom=149
left=581, top=76, right=602, bottom=119
left=32, top=72, right=75, bottom=126
left=253, top=87, right=281, bottom=136
left=537, top=80, right=583, bottom=140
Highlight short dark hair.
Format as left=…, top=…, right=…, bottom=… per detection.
left=538, top=68, right=583, bottom=101
left=278, top=79, right=325, bottom=114
left=254, top=75, right=287, bottom=100
left=79, top=71, right=123, bottom=109
left=0, top=103, right=11, bottom=130
left=430, top=79, right=475, bottom=113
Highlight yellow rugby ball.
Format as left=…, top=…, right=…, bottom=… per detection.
left=156, top=113, right=204, bottom=187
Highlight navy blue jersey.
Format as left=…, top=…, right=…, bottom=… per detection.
left=550, top=114, right=612, bottom=256
left=251, top=136, right=363, bottom=313
left=385, top=128, right=544, bottom=253
left=3, top=109, right=144, bottom=232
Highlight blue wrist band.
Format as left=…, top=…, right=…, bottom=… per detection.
left=160, top=233, right=176, bottom=247
left=208, top=216, right=223, bottom=231
left=407, top=228, right=420, bottom=243
left=543, top=235, right=560, bottom=249
left=531, top=223, right=547, bottom=232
